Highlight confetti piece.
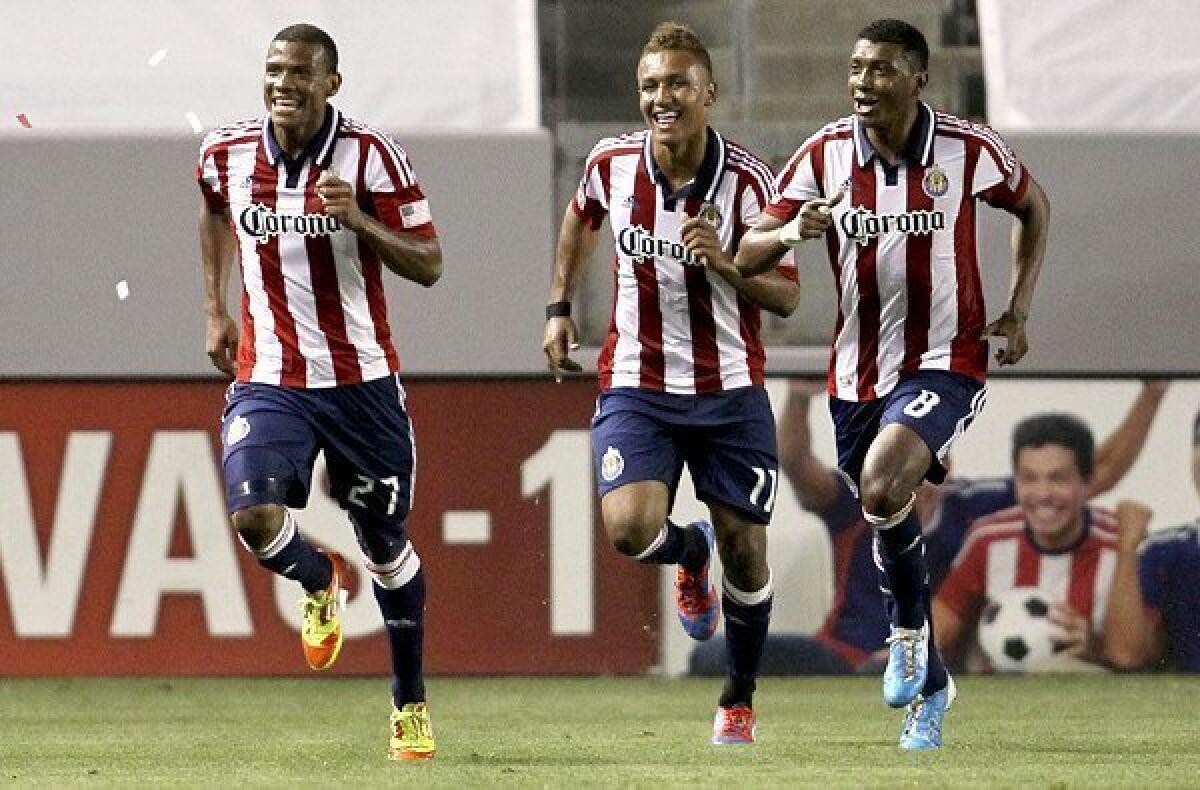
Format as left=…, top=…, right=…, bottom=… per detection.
left=185, top=111, right=203, bottom=134
left=16, top=113, right=31, bottom=128
left=116, top=280, right=130, bottom=301
left=148, top=48, right=168, bottom=67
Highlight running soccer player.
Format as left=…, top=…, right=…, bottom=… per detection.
left=543, top=21, right=800, bottom=744
left=197, top=24, right=442, bottom=761
left=734, top=19, right=1051, bottom=748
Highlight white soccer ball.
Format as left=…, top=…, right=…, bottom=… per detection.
left=976, top=588, right=1068, bottom=673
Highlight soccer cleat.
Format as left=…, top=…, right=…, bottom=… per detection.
left=389, top=702, right=436, bottom=761
left=300, top=551, right=349, bottom=671
left=882, top=621, right=929, bottom=707
left=712, top=704, right=756, bottom=745
left=675, top=520, right=720, bottom=641
left=899, top=674, right=956, bottom=750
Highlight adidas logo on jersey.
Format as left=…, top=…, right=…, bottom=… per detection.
left=238, top=203, right=342, bottom=244
left=839, top=206, right=946, bottom=246
left=618, top=225, right=705, bottom=267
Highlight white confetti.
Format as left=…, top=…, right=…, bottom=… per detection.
left=185, top=111, right=203, bottom=134
left=116, top=280, right=130, bottom=301
left=148, top=48, right=168, bottom=67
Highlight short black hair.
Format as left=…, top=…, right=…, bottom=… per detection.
left=641, top=21, right=714, bottom=81
left=273, top=23, right=339, bottom=74
left=1011, top=414, right=1096, bottom=478
left=857, top=18, right=929, bottom=72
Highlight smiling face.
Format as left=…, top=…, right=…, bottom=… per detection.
left=263, top=39, right=340, bottom=143
left=847, top=39, right=925, bottom=131
left=1014, top=444, right=1091, bottom=549
left=637, top=49, right=714, bottom=148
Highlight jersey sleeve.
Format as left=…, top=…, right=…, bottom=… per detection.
left=738, top=166, right=797, bottom=280
left=362, top=135, right=437, bottom=238
left=765, top=135, right=825, bottom=223
left=196, top=140, right=227, bottom=215
left=969, top=123, right=1030, bottom=210
left=570, top=140, right=612, bottom=231
left=935, top=532, right=988, bottom=621
left=1137, top=535, right=1176, bottom=612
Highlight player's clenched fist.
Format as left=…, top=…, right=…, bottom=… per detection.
left=779, top=189, right=844, bottom=247
left=680, top=216, right=729, bottom=270
left=316, top=170, right=364, bottom=229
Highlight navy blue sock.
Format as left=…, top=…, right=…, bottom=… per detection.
left=373, top=565, right=427, bottom=708
left=719, top=582, right=773, bottom=708
left=637, top=520, right=708, bottom=572
left=872, top=511, right=927, bottom=630
left=921, top=584, right=949, bottom=694
left=245, top=511, right=331, bottom=594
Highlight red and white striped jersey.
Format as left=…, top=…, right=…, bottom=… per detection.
left=197, top=104, right=436, bottom=388
left=937, top=505, right=1119, bottom=631
left=766, top=102, right=1030, bottom=402
left=573, top=127, right=796, bottom=394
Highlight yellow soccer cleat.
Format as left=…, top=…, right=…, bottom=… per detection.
left=388, top=702, right=436, bottom=762
left=300, top=551, right=349, bottom=671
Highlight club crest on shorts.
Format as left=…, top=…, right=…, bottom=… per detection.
left=601, top=445, right=625, bottom=482
left=226, top=415, right=251, bottom=446
left=922, top=165, right=950, bottom=198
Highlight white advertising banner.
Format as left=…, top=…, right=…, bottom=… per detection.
left=978, top=0, right=1200, bottom=129
left=0, top=0, right=539, bottom=134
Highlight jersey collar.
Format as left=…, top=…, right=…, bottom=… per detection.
left=853, top=101, right=935, bottom=168
left=643, top=126, right=726, bottom=209
left=262, top=103, right=341, bottom=170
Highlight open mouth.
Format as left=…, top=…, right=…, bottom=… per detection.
left=272, top=96, right=302, bottom=113
left=853, top=95, right=879, bottom=114
left=652, top=110, right=680, bottom=131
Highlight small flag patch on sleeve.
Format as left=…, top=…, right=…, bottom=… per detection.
left=399, top=199, right=432, bottom=228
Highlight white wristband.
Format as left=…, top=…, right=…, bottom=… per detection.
left=778, top=216, right=805, bottom=248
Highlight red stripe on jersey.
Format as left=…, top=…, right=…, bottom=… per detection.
left=303, top=165, right=362, bottom=385
left=356, top=136, right=400, bottom=374
left=1014, top=539, right=1041, bottom=587
left=631, top=159, right=664, bottom=390
left=212, top=148, right=256, bottom=376
left=728, top=183, right=766, bottom=386
left=247, top=146, right=303, bottom=385
left=682, top=197, right=721, bottom=392
left=902, top=164, right=934, bottom=375
left=825, top=228, right=844, bottom=396
left=852, top=163, right=880, bottom=400
left=597, top=267, right=619, bottom=390
left=950, top=143, right=988, bottom=380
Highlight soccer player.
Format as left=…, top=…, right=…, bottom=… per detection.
left=1104, top=413, right=1200, bottom=673
left=934, top=415, right=1119, bottom=671
left=197, top=24, right=442, bottom=761
left=688, top=378, right=1166, bottom=676
left=734, top=18, right=1051, bottom=748
left=542, top=22, right=800, bottom=744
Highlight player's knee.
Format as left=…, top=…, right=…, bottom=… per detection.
left=859, top=473, right=912, bottom=519
left=717, top=531, right=768, bottom=588
left=230, top=503, right=286, bottom=550
left=603, top=515, right=659, bottom=557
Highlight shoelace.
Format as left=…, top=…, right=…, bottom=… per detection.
left=903, top=696, right=940, bottom=740
left=676, top=568, right=709, bottom=614
left=886, top=631, right=920, bottom=681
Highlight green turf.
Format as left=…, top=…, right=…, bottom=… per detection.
left=1, top=675, right=1197, bottom=787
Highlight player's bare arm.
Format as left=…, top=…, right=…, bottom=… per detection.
left=681, top=216, right=799, bottom=317
left=982, top=175, right=1050, bottom=366
left=316, top=170, right=442, bottom=287
left=199, top=205, right=238, bottom=376
left=1088, top=380, right=1169, bottom=497
left=543, top=206, right=600, bottom=380
left=734, top=190, right=843, bottom=277
left=1104, top=500, right=1167, bottom=669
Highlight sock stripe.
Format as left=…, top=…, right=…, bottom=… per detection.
left=251, top=509, right=296, bottom=560
left=863, top=492, right=917, bottom=530
left=724, top=572, right=773, bottom=607
left=633, top=523, right=669, bottom=561
left=367, top=544, right=421, bottom=590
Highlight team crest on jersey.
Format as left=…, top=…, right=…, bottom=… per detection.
left=226, top=415, right=251, bottom=446
left=618, top=225, right=705, bottom=266
left=622, top=196, right=637, bottom=209
left=601, top=445, right=625, bottom=482
left=839, top=206, right=946, bottom=246
left=238, top=203, right=342, bottom=244
left=922, top=165, right=950, bottom=198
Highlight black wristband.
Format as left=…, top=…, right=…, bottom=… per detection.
left=545, top=301, right=571, bottom=320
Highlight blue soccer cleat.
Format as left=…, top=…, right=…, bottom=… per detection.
left=675, top=520, right=720, bottom=641
left=899, top=674, right=956, bottom=750
left=882, top=621, right=929, bottom=707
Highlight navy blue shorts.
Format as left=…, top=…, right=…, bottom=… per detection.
left=829, top=370, right=986, bottom=487
left=220, top=375, right=414, bottom=526
left=591, top=386, right=779, bottom=525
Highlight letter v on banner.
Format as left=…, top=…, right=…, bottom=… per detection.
left=0, top=432, right=110, bottom=637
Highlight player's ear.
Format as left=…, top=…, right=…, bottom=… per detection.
left=327, top=72, right=342, bottom=97
left=913, top=70, right=928, bottom=95
left=705, top=80, right=718, bottom=107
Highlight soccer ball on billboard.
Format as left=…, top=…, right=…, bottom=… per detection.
left=977, top=588, right=1069, bottom=672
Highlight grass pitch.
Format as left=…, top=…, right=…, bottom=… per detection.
left=2, top=674, right=1197, bottom=786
